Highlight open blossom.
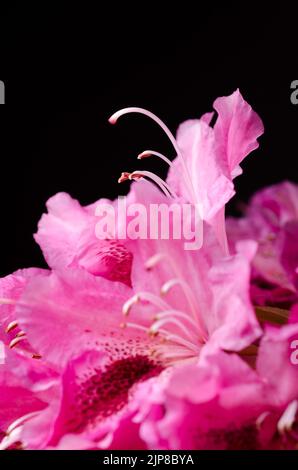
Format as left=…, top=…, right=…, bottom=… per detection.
left=132, top=316, right=298, bottom=450
left=0, top=89, right=297, bottom=450
left=0, top=183, right=261, bottom=449
left=227, top=181, right=298, bottom=308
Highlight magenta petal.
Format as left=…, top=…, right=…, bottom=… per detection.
left=257, top=323, right=298, bottom=405
left=16, top=268, right=145, bottom=368
left=138, top=352, right=266, bottom=450
left=35, top=192, right=132, bottom=285
left=227, top=181, right=298, bottom=307
left=213, top=89, right=264, bottom=176
left=167, top=118, right=235, bottom=221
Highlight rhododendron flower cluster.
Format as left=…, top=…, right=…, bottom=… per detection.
left=1, top=90, right=298, bottom=450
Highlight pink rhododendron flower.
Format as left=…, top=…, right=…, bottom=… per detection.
left=227, top=181, right=298, bottom=307
left=0, top=216, right=260, bottom=449
left=0, top=90, right=297, bottom=450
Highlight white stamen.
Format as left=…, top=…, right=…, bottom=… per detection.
left=161, top=278, right=198, bottom=316
left=155, top=310, right=199, bottom=329
left=123, top=291, right=171, bottom=317
left=0, top=427, right=23, bottom=450
left=129, top=170, right=177, bottom=198
left=138, top=150, right=173, bottom=167
left=0, top=411, right=41, bottom=449
left=122, top=294, right=140, bottom=316
left=122, top=322, right=151, bottom=335
left=161, top=278, right=207, bottom=338
left=154, top=344, right=198, bottom=364
left=108, top=107, right=197, bottom=204
left=256, top=411, right=270, bottom=430
left=119, top=170, right=173, bottom=198
left=162, top=331, right=201, bottom=353
left=277, top=400, right=298, bottom=434
left=134, top=291, right=171, bottom=311
left=6, top=411, right=40, bottom=436
left=123, top=320, right=200, bottom=354
left=150, top=317, right=197, bottom=341
left=144, top=255, right=209, bottom=346
left=157, top=349, right=195, bottom=360
left=145, top=253, right=166, bottom=270
left=0, top=297, right=16, bottom=305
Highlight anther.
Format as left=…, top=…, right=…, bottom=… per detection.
left=122, top=294, right=140, bottom=316
left=129, top=170, right=174, bottom=197
left=137, top=150, right=172, bottom=167
left=32, top=353, right=42, bottom=360
left=277, top=400, right=298, bottom=434
left=5, top=320, right=18, bottom=333
left=16, top=331, right=26, bottom=338
left=118, top=172, right=131, bottom=183
left=148, top=329, right=159, bottom=337
left=9, top=336, right=26, bottom=349
left=145, top=253, right=165, bottom=271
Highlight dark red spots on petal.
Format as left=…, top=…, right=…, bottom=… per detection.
left=66, top=355, right=162, bottom=434
left=224, top=425, right=260, bottom=450
left=97, top=241, right=133, bottom=286
left=207, top=425, right=260, bottom=450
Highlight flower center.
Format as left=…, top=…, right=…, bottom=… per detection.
left=121, top=253, right=208, bottom=365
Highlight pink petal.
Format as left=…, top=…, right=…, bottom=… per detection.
left=257, top=323, right=298, bottom=405
left=167, top=118, right=234, bottom=221
left=25, top=349, right=161, bottom=449
left=16, top=268, right=154, bottom=369
left=138, top=352, right=266, bottom=450
left=203, top=240, right=261, bottom=353
left=213, top=88, right=264, bottom=176
left=227, top=181, right=298, bottom=306
left=35, top=192, right=132, bottom=285
left=0, top=268, right=49, bottom=346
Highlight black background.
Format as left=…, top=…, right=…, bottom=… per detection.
left=0, top=3, right=297, bottom=276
